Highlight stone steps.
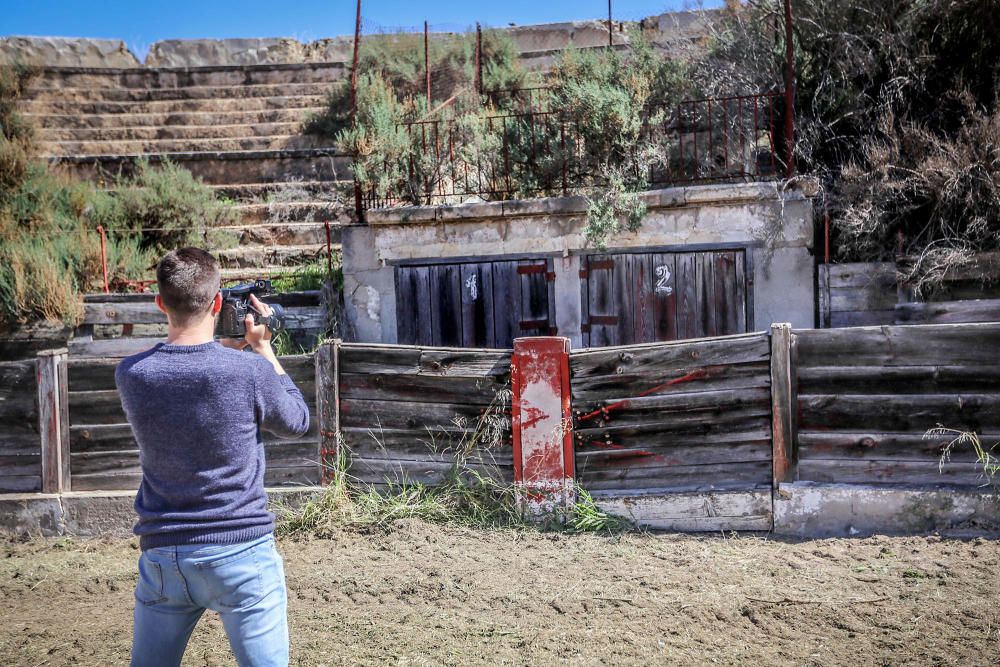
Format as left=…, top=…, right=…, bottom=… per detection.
left=234, top=201, right=352, bottom=225
left=44, top=133, right=324, bottom=157
left=33, top=62, right=347, bottom=89
left=212, top=179, right=353, bottom=203
left=22, top=93, right=325, bottom=115
left=26, top=107, right=325, bottom=129
left=50, top=148, right=353, bottom=185
left=39, top=121, right=305, bottom=142
left=233, top=221, right=338, bottom=246
left=216, top=243, right=333, bottom=268
left=25, top=81, right=336, bottom=103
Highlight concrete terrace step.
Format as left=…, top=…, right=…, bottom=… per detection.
left=33, top=62, right=347, bottom=90
left=39, top=121, right=306, bottom=142
left=24, top=81, right=337, bottom=103
left=21, top=93, right=325, bottom=115
left=216, top=243, right=334, bottom=269
left=232, top=221, right=340, bottom=246
left=43, top=133, right=324, bottom=156
left=26, top=107, right=324, bottom=130
left=49, top=148, right=353, bottom=186
left=234, top=201, right=353, bottom=225
left=212, top=179, right=353, bottom=203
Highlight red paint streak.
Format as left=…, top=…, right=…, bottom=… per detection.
left=519, top=405, right=549, bottom=430
left=577, top=366, right=721, bottom=423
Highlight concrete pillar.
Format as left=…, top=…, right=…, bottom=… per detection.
left=511, top=336, right=576, bottom=517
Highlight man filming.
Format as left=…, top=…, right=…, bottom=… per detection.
left=116, top=247, right=310, bottom=666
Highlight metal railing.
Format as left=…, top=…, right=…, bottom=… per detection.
left=357, top=90, right=789, bottom=211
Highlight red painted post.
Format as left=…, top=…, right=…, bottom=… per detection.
left=96, top=224, right=110, bottom=294
left=349, top=0, right=362, bottom=118
left=511, top=337, right=576, bottom=518
left=474, top=23, right=482, bottom=96
left=607, top=0, right=613, bottom=47
left=424, top=20, right=431, bottom=105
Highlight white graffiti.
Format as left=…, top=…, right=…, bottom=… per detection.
left=465, top=273, right=478, bottom=300
left=655, top=265, right=674, bottom=295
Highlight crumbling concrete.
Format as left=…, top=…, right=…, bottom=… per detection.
left=773, top=482, right=1000, bottom=538
left=0, top=36, right=140, bottom=68
left=343, top=180, right=818, bottom=346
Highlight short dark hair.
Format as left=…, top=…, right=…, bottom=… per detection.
left=156, top=248, right=221, bottom=325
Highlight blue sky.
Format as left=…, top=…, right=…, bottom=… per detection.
left=3, top=0, right=722, bottom=60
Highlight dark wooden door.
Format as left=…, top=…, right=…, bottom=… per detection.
left=581, top=249, right=749, bottom=347
left=396, top=258, right=556, bottom=348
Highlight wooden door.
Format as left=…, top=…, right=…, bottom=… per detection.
left=396, top=258, right=556, bottom=347
left=581, top=249, right=749, bottom=347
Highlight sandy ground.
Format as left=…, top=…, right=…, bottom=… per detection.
left=1, top=522, right=999, bottom=666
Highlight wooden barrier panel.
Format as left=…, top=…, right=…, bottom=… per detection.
left=337, top=343, right=513, bottom=487
left=818, top=263, right=897, bottom=328
left=794, top=322, right=1000, bottom=486
left=67, top=353, right=321, bottom=491
left=0, top=358, right=42, bottom=493
left=569, top=332, right=773, bottom=500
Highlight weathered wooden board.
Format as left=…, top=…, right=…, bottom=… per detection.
left=573, top=386, right=771, bottom=422
left=339, top=372, right=509, bottom=405
left=798, top=365, right=1000, bottom=395
left=796, top=323, right=1000, bottom=367
left=571, top=332, right=769, bottom=379
left=796, top=459, right=990, bottom=486
left=0, top=454, right=42, bottom=476
left=347, top=456, right=513, bottom=486
left=798, top=393, right=1000, bottom=432
left=798, top=432, right=998, bottom=461
left=0, top=475, right=42, bottom=492
left=341, top=426, right=511, bottom=463
left=339, top=344, right=511, bottom=377
left=71, top=464, right=321, bottom=492
left=895, top=299, right=1000, bottom=325
left=577, top=460, right=772, bottom=492
left=830, top=310, right=896, bottom=328
left=576, top=442, right=771, bottom=469
left=570, top=361, right=770, bottom=401
left=575, top=426, right=772, bottom=452
left=340, top=398, right=506, bottom=433
left=593, top=489, right=772, bottom=531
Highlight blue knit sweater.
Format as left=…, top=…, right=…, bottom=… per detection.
left=115, top=341, right=311, bottom=549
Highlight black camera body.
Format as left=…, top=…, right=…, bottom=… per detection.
left=214, top=279, right=286, bottom=339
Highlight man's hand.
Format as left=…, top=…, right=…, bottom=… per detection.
left=245, top=294, right=286, bottom=376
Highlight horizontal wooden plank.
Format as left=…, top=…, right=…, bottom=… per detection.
left=0, top=454, right=41, bottom=476
left=70, top=423, right=134, bottom=453
left=830, top=310, right=896, bottom=328
left=573, top=387, right=771, bottom=423
left=797, top=432, right=999, bottom=461
left=830, top=288, right=897, bottom=312
left=347, top=456, right=513, bottom=486
left=339, top=372, right=510, bottom=406
left=576, top=442, right=771, bottom=469
left=824, top=263, right=896, bottom=288
left=0, top=475, right=42, bottom=493
left=68, top=390, right=126, bottom=425
left=796, top=459, right=990, bottom=486
left=570, top=361, right=770, bottom=402
left=339, top=345, right=511, bottom=378
left=570, top=333, right=769, bottom=380
left=70, top=440, right=317, bottom=475
left=795, top=323, right=1000, bottom=367
left=70, top=464, right=320, bottom=491
left=340, top=398, right=511, bottom=433
left=342, top=428, right=512, bottom=465
left=68, top=337, right=161, bottom=358
left=576, top=409, right=772, bottom=440
left=798, top=393, right=1000, bottom=432
left=592, top=490, right=772, bottom=531
left=578, top=460, right=771, bottom=492
left=897, top=252, right=1000, bottom=284
left=0, top=433, right=42, bottom=457
left=0, top=394, right=37, bottom=422
left=895, top=299, right=1000, bottom=325
left=798, top=365, right=1000, bottom=395
left=575, top=426, right=772, bottom=453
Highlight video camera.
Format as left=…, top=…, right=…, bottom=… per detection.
left=214, top=279, right=286, bottom=339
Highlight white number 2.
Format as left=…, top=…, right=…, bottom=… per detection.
left=655, top=265, right=673, bottom=295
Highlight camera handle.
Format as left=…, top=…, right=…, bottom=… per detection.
left=251, top=303, right=286, bottom=334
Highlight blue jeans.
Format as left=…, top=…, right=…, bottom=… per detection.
left=131, top=533, right=288, bottom=667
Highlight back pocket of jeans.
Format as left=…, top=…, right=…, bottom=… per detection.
left=204, top=548, right=264, bottom=611
left=136, top=557, right=165, bottom=605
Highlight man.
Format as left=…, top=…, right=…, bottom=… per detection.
left=116, top=248, right=310, bottom=667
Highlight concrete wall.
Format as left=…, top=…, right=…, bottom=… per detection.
left=1, top=10, right=717, bottom=68
left=342, top=180, right=818, bottom=346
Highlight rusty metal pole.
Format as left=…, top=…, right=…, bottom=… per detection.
left=424, top=20, right=431, bottom=105
left=607, top=0, right=613, bottom=47
left=351, top=0, right=364, bottom=223
left=349, top=0, right=362, bottom=117
left=783, top=0, right=796, bottom=178
left=97, top=225, right=110, bottom=294
left=475, top=22, right=482, bottom=97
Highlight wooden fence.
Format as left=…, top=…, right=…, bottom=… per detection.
left=794, top=323, right=1000, bottom=486
left=331, top=343, right=513, bottom=487
left=3, top=323, right=999, bottom=534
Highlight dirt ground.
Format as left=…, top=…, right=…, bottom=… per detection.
left=1, top=522, right=999, bottom=666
